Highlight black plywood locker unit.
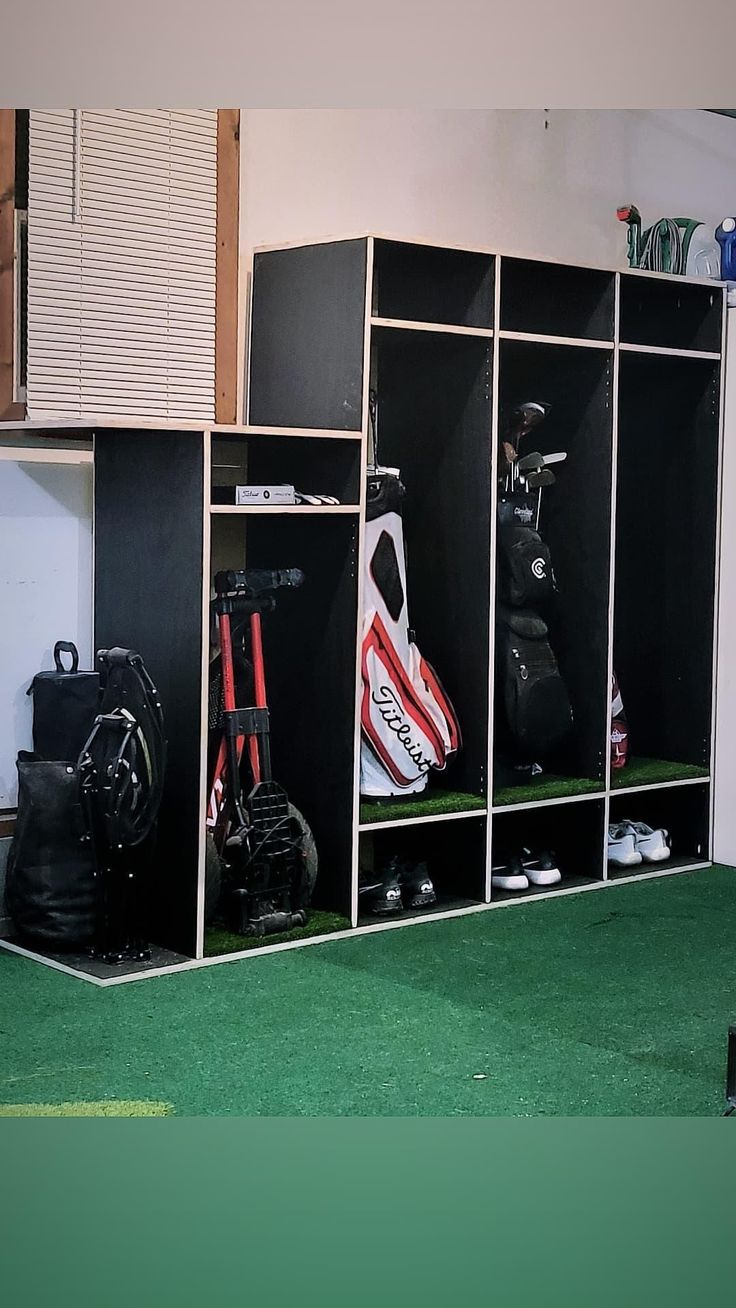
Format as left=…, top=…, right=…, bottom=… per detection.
left=1, top=239, right=724, bottom=982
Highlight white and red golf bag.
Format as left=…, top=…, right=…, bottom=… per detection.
left=360, top=471, right=461, bottom=797
left=611, top=671, right=629, bottom=770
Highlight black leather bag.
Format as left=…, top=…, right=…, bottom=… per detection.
left=5, top=753, right=96, bottom=948
left=27, top=641, right=100, bottom=762
left=495, top=607, right=573, bottom=756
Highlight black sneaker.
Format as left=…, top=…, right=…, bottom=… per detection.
left=521, top=847, right=562, bottom=887
left=396, top=859, right=437, bottom=909
left=359, top=868, right=403, bottom=915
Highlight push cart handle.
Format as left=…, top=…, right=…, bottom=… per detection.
left=214, top=568, right=305, bottom=598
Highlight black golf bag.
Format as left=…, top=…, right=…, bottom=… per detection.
left=495, top=404, right=573, bottom=768
left=495, top=607, right=572, bottom=757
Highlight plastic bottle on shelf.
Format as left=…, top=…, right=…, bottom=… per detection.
left=716, top=218, right=736, bottom=283
left=684, top=223, right=721, bottom=278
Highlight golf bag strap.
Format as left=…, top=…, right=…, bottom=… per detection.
left=223, top=707, right=270, bottom=738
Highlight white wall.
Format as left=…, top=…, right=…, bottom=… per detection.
left=240, top=109, right=736, bottom=265
left=4, top=109, right=735, bottom=812
left=0, top=462, right=93, bottom=808
left=238, top=110, right=736, bottom=412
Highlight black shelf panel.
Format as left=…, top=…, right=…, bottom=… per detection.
left=614, top=354, right=719, bottom=773
left=500, top=258, right=615, bottom=341
left=211, top=433, right=361, bottom=506
left=372, top=239, right=494, bottom=329
left=94, top=428, right=205, bottom=959
left=249, top=239, right=367, bottom=430
left=619, top=275, right=722, bottom=352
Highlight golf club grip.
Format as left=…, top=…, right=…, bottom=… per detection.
left=279, top=568, right=305, bottom=589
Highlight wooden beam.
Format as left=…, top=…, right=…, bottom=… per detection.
left=0, top=110, right=16, bottom=420
left=215, top=109, right=240, bottom=424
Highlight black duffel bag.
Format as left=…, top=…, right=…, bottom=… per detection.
left=5, top=753, right=96, bottom=948
left=495, top=606, right=573, bottom=757
left=27, top=641, right=100, bottom=763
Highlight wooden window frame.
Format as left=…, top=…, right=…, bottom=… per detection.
left=0, top=109, right=24, bottom=421
left=215, top=109, right=240, bottom=424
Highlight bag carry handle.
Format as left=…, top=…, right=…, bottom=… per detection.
left=53, top=641, right=79, bottom=674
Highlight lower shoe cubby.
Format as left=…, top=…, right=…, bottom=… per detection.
left=358, top=817, right=487, bottom=926
left=490, top=798, right=605, bottom=902
left=607, top=784, right=710, bottom=881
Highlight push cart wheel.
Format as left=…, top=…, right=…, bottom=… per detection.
left=290, top=803, right=318, bottom=907
left=204, top=832, right=224, bottom=923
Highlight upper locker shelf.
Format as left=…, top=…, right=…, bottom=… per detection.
left=371, top=239, right=495, bottom=330
left=500, top=258, right=615, bottom=343
left=619, top=274, right=722, bottom=353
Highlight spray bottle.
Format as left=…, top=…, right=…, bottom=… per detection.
left=716, top=218, right=736, bottom=282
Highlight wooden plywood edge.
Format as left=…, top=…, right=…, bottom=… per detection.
left=215, top=110, right=240, bottom=425
left=0, top=110, right=17, bottom=420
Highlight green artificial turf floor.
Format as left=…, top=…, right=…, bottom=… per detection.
left=610, top=756, right=709, bottom=789
left=493, top=773, right=602, bottom=806
left=359, top=788, right=485, bottom=824
left=2, top=865, right=735, bottom=1116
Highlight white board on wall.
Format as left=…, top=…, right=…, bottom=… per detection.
left=0, top=461, right=93, bottom=808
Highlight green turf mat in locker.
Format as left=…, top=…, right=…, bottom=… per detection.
left=359, top=789, right=486, bottom=825
left=610, top=756, right=709, bottom=789
left=493, top=774, right=603, bottom=807
left=204, top=910, right=350, bottom=957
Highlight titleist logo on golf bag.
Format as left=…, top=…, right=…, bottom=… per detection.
left=361, top=613, right=460, bottom=794
left=370, top=681, right=435, bottom=777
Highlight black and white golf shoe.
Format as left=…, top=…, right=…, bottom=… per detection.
left=359, top=868, right=403, bottom=915
left=396, top=860, right=437, bottom=909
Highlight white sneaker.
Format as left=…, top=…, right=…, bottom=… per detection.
left=491, top=855, right=529, bottom=891
left=624, top=820, right=671, bottom=863
left=607, top=824, right=642, bottom=867
left=521, top=848, right=562, bottom=886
